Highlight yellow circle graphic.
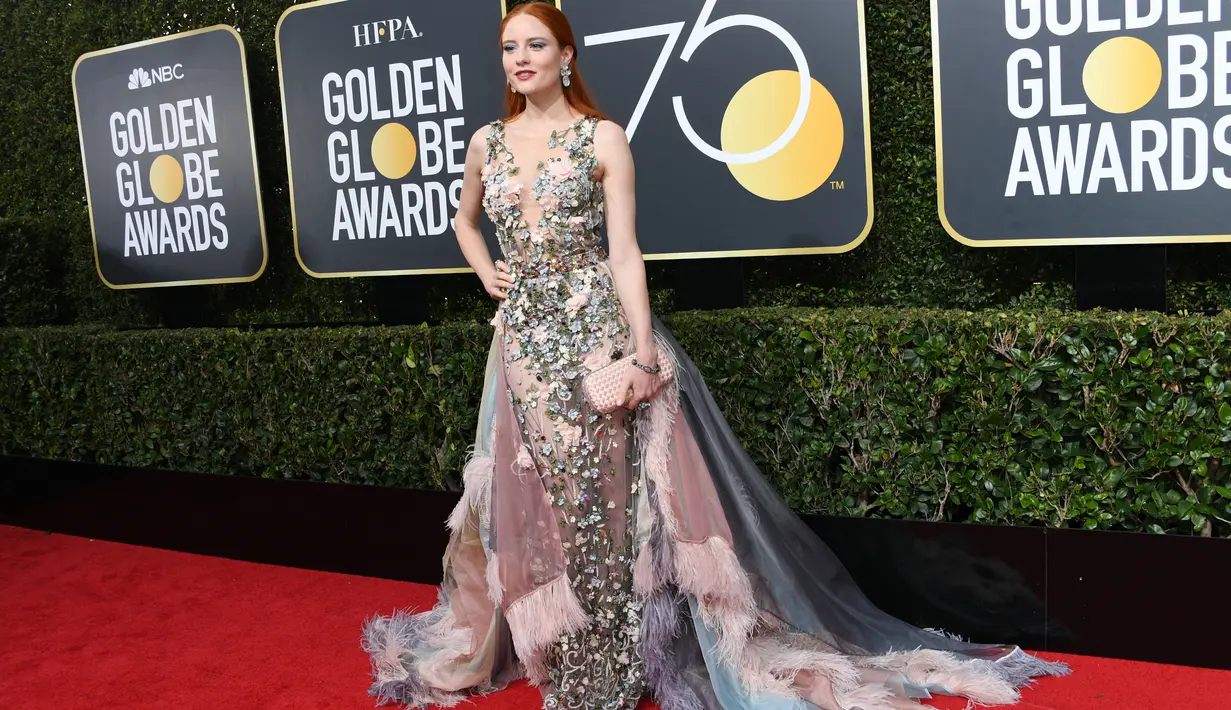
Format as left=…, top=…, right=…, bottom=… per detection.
left=371, top=122, right=417, bottom=180
left=720, top=70, right=843, bottom=201
left=149, top=154, right=184, bottom=204
left=1083, top=36, right=1161, bottom=114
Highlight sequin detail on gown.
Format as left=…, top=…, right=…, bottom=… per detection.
left=485, top=117, right=645, bottom=710
left=360, top=116, right=1071, bottom=710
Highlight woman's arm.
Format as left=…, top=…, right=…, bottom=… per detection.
left=596, top=120, right=656, bottom=367
left=596, top=120, right=662, bottom=409
left=456, top=127, right=514, bottom=300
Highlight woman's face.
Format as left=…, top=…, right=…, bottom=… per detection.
left=501, top=14, right=573, bottom=97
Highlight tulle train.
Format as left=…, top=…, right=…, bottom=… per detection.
left=361, top=318, right=1069, bottom=710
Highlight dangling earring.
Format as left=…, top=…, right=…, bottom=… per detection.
left=561, top=61, right=571, bottom=88
left=509, top=80, right=517, bottom=94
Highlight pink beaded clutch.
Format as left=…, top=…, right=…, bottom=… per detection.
left=581, top=346, right=676, bottom=414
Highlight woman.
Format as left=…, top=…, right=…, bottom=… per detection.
left=361, top=4, right=1069, bottom=710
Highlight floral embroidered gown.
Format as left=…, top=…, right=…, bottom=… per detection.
left=361, top=116, right=1069, bottom=710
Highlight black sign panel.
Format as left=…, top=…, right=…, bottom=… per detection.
left=279, top=0, right=872, bottom=276
left=568, top=0, right=873, bottom=258
left=277, top=0, right=505, bottom=277
left=72, top=25, right=267, bottom=289
left=933, top=0, right=1231, bottom=246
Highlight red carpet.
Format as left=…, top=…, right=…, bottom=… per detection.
left=0, top=524, right=1227, bottom=710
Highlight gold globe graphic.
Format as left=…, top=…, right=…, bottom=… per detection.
left=371, top=122, right=417, bottom=180
left=149, top=154, right=184, bottom=204
left=720, top=70, right=843, bottom=201
left=1083, top=36, right=1162, bottom=114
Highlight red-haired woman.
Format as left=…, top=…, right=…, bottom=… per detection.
left=362, top=4, right=1069, bottom=710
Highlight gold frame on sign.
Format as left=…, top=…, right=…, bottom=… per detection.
left=71, top=24, right=269, bottom=290
left=931, top=0, right=1231, bottom=247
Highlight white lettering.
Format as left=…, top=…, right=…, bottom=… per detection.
left=1169, top=0, right=1205, bottom=25
left=1007, top=0, right=1042, bottom=40
left=379, top=185, right=403, bottom=238
left=1086, top=122, right=1129, bottom=193
left=323, top=73, right=345, bottom=126
left=345, top=69, right=368, bottom=123
left=116, top=162, right=135, bottom=207
left=210, top=203, right=228, bottom=249
left=1045, top=0, right=1083, bottom=36
left=1128, top=0, right=1165, bottom=28
left=120, top=204, right=227, bottom=256
left=185, top=153, right=204, bottom=200
left=322, top=58, right=461, bottom=121
left=437, top=55, right=464, bottom=112
left=110, top=112, right=128, bottom=157
left=203, top=149, right=222, bottom=198
left=1049, top=46, right=1086, bottom=117
left=1007, top=126, right=1046, bottom=196
left=402, top=183, right=426, bottom=236
left=367, top=67, right=391, bottom=121
left=1008, top=48, right=1044, bottom=119
left=1006, top=119, right=1231, bottom=195
left=1216, top=30, right=1231, bottom=106
left=159, top=104, right=180, bottom=151
left=1087, top=0, right=1122, bottom=32
left=391, top=63, right=414, bottom=116
left=1213, top=114, right=1231, bottom=187
left=133, top=161, right=152, bottom=206
left=174, top=205, right=195, bottom=251
left=448, top=178, right=463, bottom=231
left=350, top=187, right=379, bottom=239
left=1040, top=124, right=1091, bottom=194
left=1172, top=116, right=1209, bottom=189
left=413, top=58, right=437, bottom=115
left=351, top=129, right=375, bottom=181
left=418, top=121, right=443, bottom=176
left=444, top=117, right=467, bottom=173
left=1169, top=34, right=1209, bottom=110
left=1005, top=0, right=1228, bottom=36
left=1131, top=120, right=1169, bottom=191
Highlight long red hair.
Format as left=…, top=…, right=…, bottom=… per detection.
left=501, top=2, right=607, bottom=121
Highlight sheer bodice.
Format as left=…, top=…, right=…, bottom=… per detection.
left=480, top=116, right=607, bottom=268
left=478, top=115, right=631, bottom=403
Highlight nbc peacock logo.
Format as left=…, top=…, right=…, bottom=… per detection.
left=126, top=63, right=184, bottom=91
left=128, top=68, right=153, bottom=90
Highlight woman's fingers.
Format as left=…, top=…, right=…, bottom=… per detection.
left=637, top=376, right=662, bottom=409
left=486, top=280, right=508, bottom=299
left=493, top=261, right=515, bottom=290
left=630, top=378, right=651, bottom=408
left=617, top=365, right=667, bottom=410
left=615, top=372, right=630, bottom=406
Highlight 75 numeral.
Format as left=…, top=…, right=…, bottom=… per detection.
left=583, top=0, right=811, bottom=165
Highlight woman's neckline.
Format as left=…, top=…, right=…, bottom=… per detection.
left=501, top=114, right=590, bottom=136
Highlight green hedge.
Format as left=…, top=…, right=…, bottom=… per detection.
left=0, top=217, right=72, bottom=326
left=4, top=0, right=1231, bottom=328
left=5, top=307, right=1230, bottom=537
